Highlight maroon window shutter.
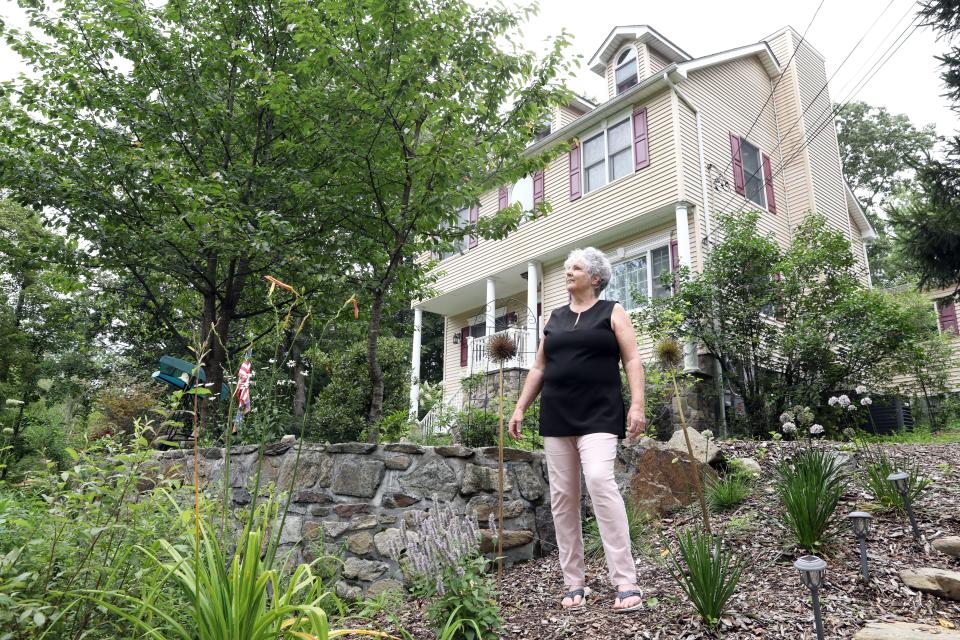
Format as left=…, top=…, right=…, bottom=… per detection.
left=773, top=273, right=784, bottom=321
left=498, top=186, right=509, bottom=210
left=670, top=238, right=680, bottom=272
left=507, top=312, right=518, bottom=326
left=459, top=327, right=470, bottom=366
left=533, top=170, right=545, bottom=204
left=730, top=133, right=745, bottom=196
left=633, top=107, right=650, bottom=170
left=568, top=145, right=581, bottom=201
left=468, top=205, right=479, bottom=248
left=537, top=303, right=542, bottom=317
left=939, top=300, right=959, bottom=335
left=762, top=153, right=777, bottom=213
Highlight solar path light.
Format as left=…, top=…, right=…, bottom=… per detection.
left=887, top=471, right=922, bottom=542
left=848, top=511, right=873, bottom=581
left=795, top=555, right=827, bottom=640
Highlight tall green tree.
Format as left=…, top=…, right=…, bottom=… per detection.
left=0, top=0, right=343, bottom=424
left=835, top=101, right=937, bottom=287
left=276, top=0, right=572, bottom=436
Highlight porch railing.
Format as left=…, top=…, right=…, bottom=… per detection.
left=417, top=387, right=463, bottom=440
left=467, top=327, right=535, bottom=372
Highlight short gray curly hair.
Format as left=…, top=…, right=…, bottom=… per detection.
left=564, top=247, right=612, bottom=296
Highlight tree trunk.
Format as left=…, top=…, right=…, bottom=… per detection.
left=366, top=289, right=385, bottom=442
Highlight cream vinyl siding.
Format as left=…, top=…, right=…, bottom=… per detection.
left=847, top=211, right=871, bottom=285
left=680, top=57, right=791, bottom=251
left=559, top=105, right=586, bottom=128
left=649, top=50, right=669, bottom=76
left=889, top=286, right=960, bottom=393
left=429, top=90, right=679, bottom=296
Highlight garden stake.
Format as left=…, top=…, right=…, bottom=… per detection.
left=887, top=471, right=923, bottom=542
left=486, top=332, right=518, bottom=584
left=848, top=511, right=872, bottom=581
left=795, top=555, right=827, bottom=640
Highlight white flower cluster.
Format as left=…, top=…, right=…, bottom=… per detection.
left=809, top=424, right=824, bottom=435
left=828, top=394, right=852, bottom=408
left=855, top=384, right=868, bottom=395
left=860, top=397, right=872, bottom=406
left=782, top=422, right=798, bottom=434
left=701, top=430, right=714, bottom=440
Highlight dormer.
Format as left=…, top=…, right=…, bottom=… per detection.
left=588, top=25, right=691, bottom=100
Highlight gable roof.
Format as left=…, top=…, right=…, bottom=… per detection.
left=677, top=42, right=781, bottom=79
left=588, top=25, right=691, bottom=75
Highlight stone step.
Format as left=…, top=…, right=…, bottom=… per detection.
left=900, top=567, right=960, bottom=601
left=932, top=536, right=960, bottom=559
left=854, top=622, right=960, bottom=639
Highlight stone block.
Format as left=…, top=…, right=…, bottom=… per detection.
left=328, top=442, right=378, bottom=454
left=374, top=527, right=420, bottom=556
left=278, top=516, right=303, bottom=545
left=399, top=455, right=458, bottom=500
left=933, top=536, right=960, bottom=559
left=662, top=428, right=722, bottom=465
left=512, top=462, right=544, bottom=500
left=367, top=579, right=403, bottom=598
left=346, top=532, right=374, bottom=556
left=293, top=490, right=333, bottom=504
left=384, top=443, right=425, bottom=455
left=331, top=459, right=385, bottom=498
left=479, top=529, right=534, bottom=552
left=435, top=445, right=475, bottom=458
left=263, top=442, right=292, bottom=456
left=321, top=520, right=351, bottom=539
left=900, top=567, right=960, bottom=601
left=277, top=452, right=333, bottom=491
left=479, top=447, right=534, bottom=462
left=349, top=514, right=378, bottom=530
left=626, top=446, right=716, bottom=517
left=334, top=503, right=371, bottom=518
left=342, top=557, right=389, bottom=581
left=461, top=463, right=513, bottom=495
left=466, top=495, right=525, bottom=522
left=382, top=493, right=420, bottom=509
left=854, top=622, right=960, bottom=639
left=335, top=580, right=363, bottom=600
left=381, top=453, right=412, bottom=470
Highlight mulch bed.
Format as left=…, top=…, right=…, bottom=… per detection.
left=366, top=440, right=960, bottom=639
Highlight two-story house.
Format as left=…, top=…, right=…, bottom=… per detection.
left=408, top=24, right=877, bottom=427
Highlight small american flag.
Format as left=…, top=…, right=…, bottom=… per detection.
left=235, top=349, right=253, bottom=424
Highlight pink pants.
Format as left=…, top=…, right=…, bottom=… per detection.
left=544, top=433, right=637, bottom=588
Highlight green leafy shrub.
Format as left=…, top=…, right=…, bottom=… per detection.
left=374, top=409, right=415, bottom=443
left=455, top=408, right=499, bottom=448
left=774, top=448, right=849, bottom=552
left=309, top=337, right=410, bottom=442
left=391, top=501, right=500, bottom=640
left=584, top=500, right=650, bottom=561
left=667, top=527, right=744, bottom=629
left=859, top=444, right=931, bottom=512
left=706, top=472, right=752, bottom=513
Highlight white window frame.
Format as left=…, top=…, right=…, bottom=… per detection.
left=603, top=234, right=673, bottom=311
left=739, top=137, right=767, bottom=210
left=580, top=108, right=634, bottom=196
left=614, top=46, right=639, bottom=95
left=439, top=207, right=472, bottom=260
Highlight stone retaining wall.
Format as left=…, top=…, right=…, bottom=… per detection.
left=155, top=441, right=553, bottom=598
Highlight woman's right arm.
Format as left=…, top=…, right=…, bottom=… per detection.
left=508, top=338, right=546, bottom=439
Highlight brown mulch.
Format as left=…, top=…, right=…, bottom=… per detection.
left=367, top=440, right=960, bottom=639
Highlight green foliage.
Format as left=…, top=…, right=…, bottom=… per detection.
left=774, top=448, right=850, bottom=552
left=636, top=211, right=943, bottom=437
left=584, top=500, right=650, bottom=562
left=667, top=528, right=744, bottom=629
left=857, top=443, right=931, bottom=512
left=413, top=556, right=501, bottom=640
left=705, top=471, right=752, bottom=513
left=456, top=408, right=499, bottom=448
left=835, top=101, right=937, bottom=287
left=375, top=409, right=416, bottom=444
left=309, top=337, right=410, bottom=442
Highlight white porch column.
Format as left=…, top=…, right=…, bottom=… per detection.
left=526, top=261, right=540, bottom=358
left=485, top=277, right=497, bottom=337
left=408, top=307, right=423, bottom=421
left=675, top=202, right=699, bottom=372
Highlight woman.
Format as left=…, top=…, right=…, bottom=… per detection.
left=508, top=247, right=646, bottom=613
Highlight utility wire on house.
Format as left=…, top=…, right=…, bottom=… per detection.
left=707, top=0, right=920, bottom=229
left=708, top=0, right=828, bottom=185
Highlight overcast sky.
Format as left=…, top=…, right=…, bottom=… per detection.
left=1, top=0, right=956, bottom=136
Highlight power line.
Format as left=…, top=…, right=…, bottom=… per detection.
left=710, top=0, right=915, bottom=220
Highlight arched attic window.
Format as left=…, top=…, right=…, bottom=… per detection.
left=615, top=46, right=639, bottom=94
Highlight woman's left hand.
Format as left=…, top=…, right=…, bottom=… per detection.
left=626, top=403, right=646, bottom=442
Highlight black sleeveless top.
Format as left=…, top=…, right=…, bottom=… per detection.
left=539, top=299, right=626, bottom=438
